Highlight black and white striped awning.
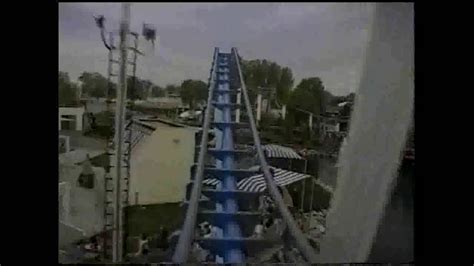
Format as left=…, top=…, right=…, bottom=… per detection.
left=202, top=166, right=310, bottom=192
left=262, top=144, right=303, bottom=160
left=203, top=178, right=220, bottom=186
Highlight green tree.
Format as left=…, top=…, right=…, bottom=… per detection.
left=287, top=77, right=325, bottom=124
left=339, top=103, right=352, bottom=117
left=127, top=77, right=150, bottom=100
left=151, top=85, right=165, bottom=97
left=180, top=79, right=208, bottom=109
left=276, top=67, right=294, bottom=105
left=59, top=71, right=79, bottom=107
left=79, top=72, right=109, bottom=99
left=241, top=58, right=294, bottom=111
left=283, top=111, right=296, bottom=141
left=267, top=62, right=282, bottom=88
left=140, top=80, right=154, bottom=100
left=165, top=84, right=180, bottom=95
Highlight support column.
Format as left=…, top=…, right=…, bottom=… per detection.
left=76, top=109, right=84, bottom=131
left=309, top=177, right=315, bottom=212
left=236, top=89, right=241, bottom=123
left=300, top=179, right=306, bottom=212
left=256, top=93, right=262, bottom=126
left=112, top=3, right=130, bottom=263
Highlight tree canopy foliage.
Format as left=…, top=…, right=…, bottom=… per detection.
left=241, top=59, right=294, bottom=106
left=151, top=85, right=165, bottom=97
left=59, top=71, right=80, bottom=107
left=79, top=72, right=109, bottom=99
left=180, top=79, right=208, bottom=109
left=288, top=77, right=325, bottom=115
left=77, top=71, right=165, bottom=101
left=165, top=84, right=180, bottom=95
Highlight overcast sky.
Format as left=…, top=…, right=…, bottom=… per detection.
left=59, top=3, right=376, bottom=96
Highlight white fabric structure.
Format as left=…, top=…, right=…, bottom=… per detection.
left=262, top=144, right=303, bottom=160
left=202, top=167, right=310, bottom=192
left=238, top=167, right=310, bottom=192
left=202, top=178, right=220, bottom=186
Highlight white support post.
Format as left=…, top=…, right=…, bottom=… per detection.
left=236, top=89, right=241, bottom=122
left=300, top=179, right=306, bottom=212
left=256, top=93, right=262, bottom=126
left=64, top=136, right=70, bottom=153
left=282, top=104, right=286, bottom=120
left=76, top=112, right=83, bottom=131
left=308, top=177, right=315, bottom=212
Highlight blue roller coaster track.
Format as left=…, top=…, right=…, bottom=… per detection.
left=172, top=47, right=318, bottom=263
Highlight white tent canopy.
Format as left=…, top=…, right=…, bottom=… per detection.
left=262, top=144, right=303, bottom=160
left=203, top=166, right=310, bottom=192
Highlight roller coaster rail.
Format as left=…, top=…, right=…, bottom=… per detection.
left=172, top=47, right=219, bottom=262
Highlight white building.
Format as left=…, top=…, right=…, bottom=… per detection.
left=320, top=119, right=340, bottom=135
left=128, top=118, right=198, bottom=205
left=59, top=107, right=85, bottom=131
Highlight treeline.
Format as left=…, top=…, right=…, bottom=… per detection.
left=239, top=58, right=349, bottom=124
left=60, top=58, right=353, bottom=121
left=238, top=57, right=356, bottom=146
left=58, top=71, right=208, bottom=109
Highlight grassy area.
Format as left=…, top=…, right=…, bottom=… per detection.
left=125, top=203, right=183, bottom=238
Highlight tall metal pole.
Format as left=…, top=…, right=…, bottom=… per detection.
left=103, top=28, right=115, bottom=263
left=112, top=3, right=130, bottom=263
left=130, top=34, right=138, bottom=101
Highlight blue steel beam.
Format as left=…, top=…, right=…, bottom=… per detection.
left=215, top=52, right=244, bottom=263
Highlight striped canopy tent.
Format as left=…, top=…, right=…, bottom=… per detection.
left=203, top=166, right=311, bottom=192
left=262, top=144, right=303, bottom=160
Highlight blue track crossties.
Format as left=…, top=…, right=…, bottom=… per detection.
left=213, top=52, right=245, bottom=263
left=173, top=47, right=318, bottom=264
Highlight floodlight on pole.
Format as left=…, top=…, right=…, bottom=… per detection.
left=142, top=23, right=156, bottom=48
left=94, top=15, right=114, bottom=50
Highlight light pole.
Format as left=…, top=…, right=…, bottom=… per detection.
left=94, top=5, right=156, bottom=262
